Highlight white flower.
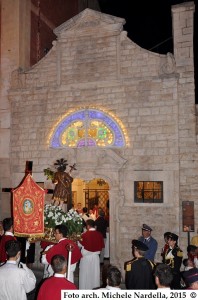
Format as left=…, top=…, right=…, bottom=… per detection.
left=44, top=204, right=83, bottom=234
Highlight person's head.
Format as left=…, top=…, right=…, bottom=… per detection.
left=154, top=263, right=173, bottom=288
left=106, top=265, right=122, bottom=287
left=168, top=233, right=178, bottom=248
left=54, top=224, right=68, bottom=241
left=183, top=267, right=198, bottom=289
left=164, top=232, right=171, bottom=243
left=55, top=158, right=67, bottom=172
left=183, top=258, right=195, bottom=269
left=77, top=203, right=81, bottom=208
left=86, top=219, right=95, bottom=229
left=3, top=217, right=13, bottom=232
left=187, top=245, right=197, bottom=254
left=82, top=207, right=88, bottom=214
left=183, top=258, right=188, bottom=267
left=131, top=239, right=148, bottom=258
left=99, top=209, right=105, bottom=217
left=51, top=254, right=67, bottom=274
left=5, top=240, right=21, bottom=260
left=142, top=224, right=152, bottom=239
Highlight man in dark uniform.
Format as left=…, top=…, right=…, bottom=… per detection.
left=125, top=239, right=156, bottom=289
left=164, top=233, right=183, bottom=289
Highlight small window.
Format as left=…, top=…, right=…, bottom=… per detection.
left=134, top=181, right=163, bottom=203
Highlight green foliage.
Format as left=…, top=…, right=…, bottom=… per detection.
left=44, top=168, right=55, bottom=181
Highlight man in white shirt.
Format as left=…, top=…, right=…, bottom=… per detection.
left=0, top=240, right=36, bottom=300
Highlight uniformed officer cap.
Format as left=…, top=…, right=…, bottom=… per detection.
left=132, top=239, right=148, bottom=251
left=142, top=224, right=152, bottom=231
left=168, top=233, right=178, bottom=242
left=183, top=268, right=198, bottom=285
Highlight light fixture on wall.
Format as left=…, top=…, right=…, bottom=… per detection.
left=97, top=179, right=106, bottom=186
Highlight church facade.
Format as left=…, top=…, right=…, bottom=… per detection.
left=0, top=1, right=197, bottom=270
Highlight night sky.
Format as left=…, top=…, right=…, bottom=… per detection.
left=99, top=0, right=196, bottom=53
left=98, top=0, right=198, bottom=102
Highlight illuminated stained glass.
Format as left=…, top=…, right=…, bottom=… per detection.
left=50, top=109, right=125, bottom=148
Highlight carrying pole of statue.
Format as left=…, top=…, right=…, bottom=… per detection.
left=66, top=243, right=74, bottom=281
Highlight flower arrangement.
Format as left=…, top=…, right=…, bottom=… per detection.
left=44, top=204, right=83, bottom=237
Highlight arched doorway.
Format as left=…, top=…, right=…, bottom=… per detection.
left=72, top=178, right=109, bottom=213
left=53, top=147, right=127, bottom=267
left=72, top=177, right=110, bottom=260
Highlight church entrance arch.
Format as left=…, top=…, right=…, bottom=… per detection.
left=72, top=177, right=109, bottom=214
left=72, top=177, right=110, bottom=260
left=68, top=147, right=127, bottom=266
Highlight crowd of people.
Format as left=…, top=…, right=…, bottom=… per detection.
left=125, top=224, right=198, bottom=290
left=0, top=213, right=198, bottom=299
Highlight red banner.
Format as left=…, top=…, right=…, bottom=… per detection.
left=13, top=174, right=45, bottom=237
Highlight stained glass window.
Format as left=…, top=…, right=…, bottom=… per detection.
left=50, top=109, right=126, bottom=148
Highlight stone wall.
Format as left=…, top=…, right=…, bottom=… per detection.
left=0, top=0, right=31, bottom=218
left=6, top=3, right=197, bottom=273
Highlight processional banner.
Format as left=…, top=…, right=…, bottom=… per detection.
left=13, top=174, right=45, bottom=237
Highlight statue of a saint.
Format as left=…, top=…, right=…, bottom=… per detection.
left=44, top=159, right=76, bottom=210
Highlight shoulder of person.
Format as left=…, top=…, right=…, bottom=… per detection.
left=150, top=236, right=158, bottom=243
left=147, top=259, right=156, bottom=269
left=176, top=247, right=183, bottom=257
left=62, top=239, right=75, bottom=247
left=18, top=266, right=33, bottom=276
left=125, top=258, right=137, bottom=271
left=172, top=246, right=183, bottom=257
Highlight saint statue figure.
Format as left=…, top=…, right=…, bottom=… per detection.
left=51, top=159, right=76, bottom=209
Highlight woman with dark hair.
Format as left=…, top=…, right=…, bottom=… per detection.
left=164, top=233, right=183, bottom=289
left=161, top=231, right=171, bottom=263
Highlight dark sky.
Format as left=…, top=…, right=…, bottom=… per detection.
left=98, top=0, right=198, bottom=102
left=98, top=0, right=196, bottom=53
